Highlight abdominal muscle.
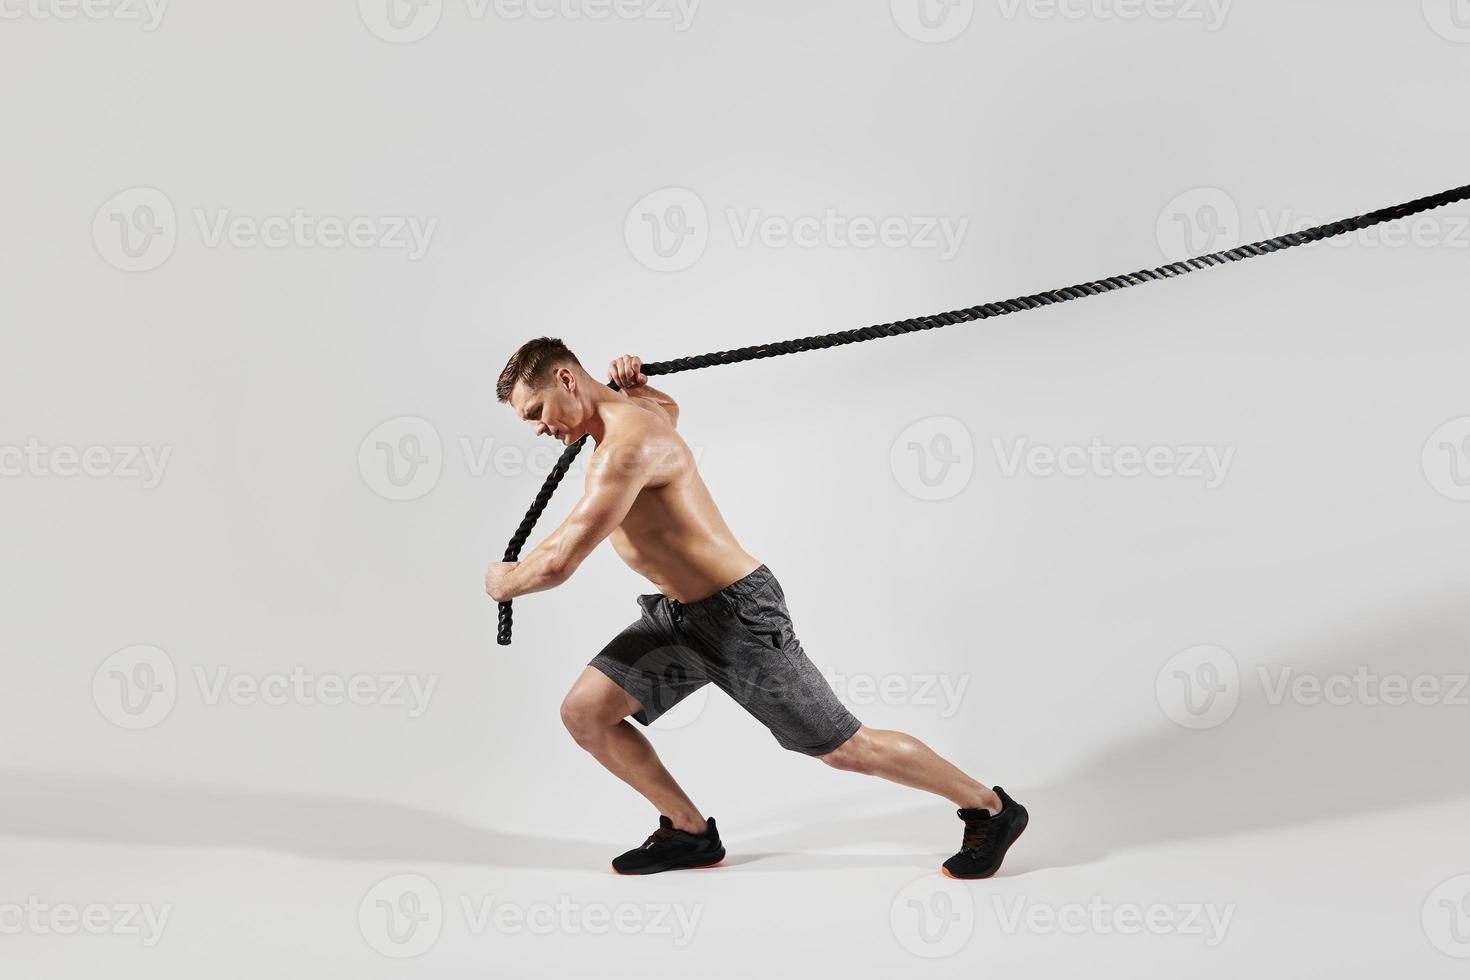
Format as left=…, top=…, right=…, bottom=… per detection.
left=608, top=467, right=762, bottom=604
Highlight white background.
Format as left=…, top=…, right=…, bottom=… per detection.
left=2, top=0, right=1469, bottom=976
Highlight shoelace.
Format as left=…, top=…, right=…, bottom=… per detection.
left=960, top=813, right=991, bottom=855
left=643, top=825, right=679, bottom=850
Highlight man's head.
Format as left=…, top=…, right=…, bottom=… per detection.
left=496, top=337, right=593, bottom=445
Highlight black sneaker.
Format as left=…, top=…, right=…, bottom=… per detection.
left=611, top=815, right=726, bottom=875
left=942, top=786, right=1028, bottom=880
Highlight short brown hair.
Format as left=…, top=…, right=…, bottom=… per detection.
left=496, top=337, right=582, bottom=402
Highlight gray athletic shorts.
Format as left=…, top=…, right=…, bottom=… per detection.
left=588, top=565, right=863, bottom=756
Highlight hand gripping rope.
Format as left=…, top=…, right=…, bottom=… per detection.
left=496, top=182, right=1470, bottom=645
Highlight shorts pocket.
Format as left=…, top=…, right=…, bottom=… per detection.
left=727, top=586, right=791, bottom=651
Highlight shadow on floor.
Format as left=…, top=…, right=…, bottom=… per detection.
left=1014, top=609, right=1470, bottom=869
left=5, top=609, right=1464, bottom=873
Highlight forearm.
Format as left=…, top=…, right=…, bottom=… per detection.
left=488, top=420, right=652, bottom=605
left=500, top=536, right=579, bottom=599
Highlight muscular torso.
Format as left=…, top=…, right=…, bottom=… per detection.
left=594, top=396, right=761, bottom=603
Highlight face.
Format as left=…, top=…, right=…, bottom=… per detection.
left=510, top=368, right=585, bottom=446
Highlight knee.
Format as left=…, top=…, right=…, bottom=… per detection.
left=559, top=692, right=616, bottom=748
left=817, top=729, right=874, bottom=774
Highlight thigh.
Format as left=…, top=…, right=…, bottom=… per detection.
left=564, top=665, right=645, bottom=724
left=587, top=594, right=711, bottom=727
left=691, top=579, right=862, bottom=756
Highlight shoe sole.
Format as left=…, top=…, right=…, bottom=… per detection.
left=941, top=819, right=1028, bottom=881
left=611, top=848, right=727, bottom=876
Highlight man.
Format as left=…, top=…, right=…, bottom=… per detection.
left=485, top=337, right=1027, bottom=878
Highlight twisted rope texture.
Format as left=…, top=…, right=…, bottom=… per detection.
left=498, top=183, right=1470, bottom=644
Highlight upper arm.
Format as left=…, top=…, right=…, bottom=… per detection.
left=541, top=439, right=655, bottom=572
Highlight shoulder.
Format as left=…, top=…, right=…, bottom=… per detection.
left=589, top=406, right=688, bottom=480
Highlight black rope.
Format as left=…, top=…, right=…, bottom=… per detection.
left=497, top=182, right=1470, bottom=644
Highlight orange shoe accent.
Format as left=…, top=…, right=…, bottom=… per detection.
left=940, top=825, right=1027, bottom=880
left=611, top=856, right=725, bottom=876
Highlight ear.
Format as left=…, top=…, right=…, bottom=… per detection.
left=556, top=365, right=576, bottom=394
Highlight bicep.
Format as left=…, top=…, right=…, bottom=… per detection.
left=554, top=456, right=649, bottom=557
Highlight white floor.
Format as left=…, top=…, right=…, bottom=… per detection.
left=7, top=789, right=1470, bottom=978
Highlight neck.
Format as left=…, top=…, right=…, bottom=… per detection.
left=581, top=385, right=622, bottom=445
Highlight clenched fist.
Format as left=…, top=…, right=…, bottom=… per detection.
left=485, top=561, right=518, bottom=603
left=608, top=355, right=648, bottom=391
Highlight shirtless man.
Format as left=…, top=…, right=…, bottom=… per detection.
left=484, top=337, right=1027, bottom=878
